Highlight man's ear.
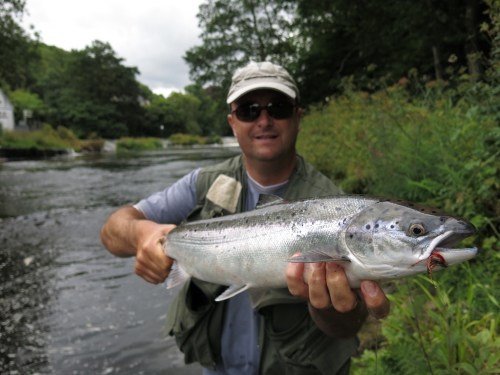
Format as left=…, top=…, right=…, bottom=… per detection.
left=296, top=107, right=303, bottom=132
left=227, top=114, right=237, bottom=137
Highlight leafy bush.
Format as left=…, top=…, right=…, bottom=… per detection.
left=0, top=124, right=75, bottom=149
left=116, top=137, right=163, bottom=151
left=168, top=133, right=203, bottom=146
left=352, top=268, right=500, bottom=374
left=0, top=125, right=105, bottom=153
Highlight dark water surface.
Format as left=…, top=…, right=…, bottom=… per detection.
left=0, top=147, right=241, bottom=375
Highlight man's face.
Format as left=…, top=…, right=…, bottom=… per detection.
left=227, top=89, right=302, bottom=163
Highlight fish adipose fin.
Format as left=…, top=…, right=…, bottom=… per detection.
left=166, top=261, right=191, bottom=289
left=255, top=194, right=284, bottom=209
left=288, top=251, right=351, bottom=263
left=215, top=284, right=251, bottom=302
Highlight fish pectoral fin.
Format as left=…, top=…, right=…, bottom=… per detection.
left=247, top=289, right=268, bottom=308
left=255, top=194, right=283, bottom=209
left=215, top=284, right=251, bottom=302
left=288, top=251, right=351, bottom=263
left=166, top=261, right=191, bottom=289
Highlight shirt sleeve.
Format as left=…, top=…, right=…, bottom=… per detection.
left=134, top=168, right=201, bottom=225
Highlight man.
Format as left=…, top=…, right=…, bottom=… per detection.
left=101, top=61, right=390, bottom=374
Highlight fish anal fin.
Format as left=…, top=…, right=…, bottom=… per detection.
left=255, top=194, right=283, bottom=209
left=288, top=251, right=351, bottom=263
left=166, top=261, right=191, bottom=289
left=215, top=284, right=251, bottom=302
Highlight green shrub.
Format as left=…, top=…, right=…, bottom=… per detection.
left=168, top=133, right=203, bottom=146
left=116, top=137, right=163, bottom=151
left=352, top=268, right=500, bottom=374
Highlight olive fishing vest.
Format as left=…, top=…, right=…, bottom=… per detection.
left=164, top=154, right=359, bottom=375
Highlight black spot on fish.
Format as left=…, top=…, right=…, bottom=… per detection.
left=420, top=209, right=425, bottom=212
left=394, top=208, right=400, bottom=211
left=375, top=224, right=379, bottom=228
left=366, top=225, right=371, bottom=230
left=409, top=203, right=414, bottom=206
left=292, top=213, right=296, bottom=217
left=390, top=225, right=394, bottom=229
left=396, top=221, right=399, bottom=224
left=440, top=217, right=445, bottom=222
left=432, top=210, right=437, bottom=213
left=350, top=234, right=354, bottom=238
left=206, top=223, right=210, bottom=227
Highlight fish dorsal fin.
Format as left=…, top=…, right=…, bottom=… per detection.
left=255, top=194, right=283, bottom=209
left=215, top=284, right=251, bottom=302
left=288, top=251, right=351, bottom=263
left=247, top=289, right=267, bottom=308
left=166, top=261, right=191, bottom=289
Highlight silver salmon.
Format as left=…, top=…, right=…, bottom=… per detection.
left=164, top=195, right=478, bottom=304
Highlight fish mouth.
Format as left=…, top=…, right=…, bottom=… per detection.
left=418, top=220, right=477, bottom=261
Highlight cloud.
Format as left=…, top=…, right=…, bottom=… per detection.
left=22, top=0, right=204, bottom=91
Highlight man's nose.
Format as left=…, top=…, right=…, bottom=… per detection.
left=256, top=107, right=273, bottom=126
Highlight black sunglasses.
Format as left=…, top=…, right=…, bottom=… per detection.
left=231, top=102, right=297, bottom=122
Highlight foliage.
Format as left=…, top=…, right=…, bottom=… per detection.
left=144, top=91, right=202, bottom=137
left=7, top=88, right=46, bottom=122
left=292, top=0, right=489, bottom=106
left=168, top=133, right=204, bottom=146
left=352, top=269, right=500, bottom=374
left=184, top=0, right=298, bottom=89
left=37, top=40, right=144, bottom=139
left=116, top=137, right=164, bottom=151
left=0, top=124, right=81, bottom=150
left=0, top=0, right=40, bottom=90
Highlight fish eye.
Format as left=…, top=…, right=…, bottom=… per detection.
left=409, top=223, right=426, bottom=236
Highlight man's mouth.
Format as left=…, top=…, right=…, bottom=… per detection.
left=255, top=135, right=277, bottom=140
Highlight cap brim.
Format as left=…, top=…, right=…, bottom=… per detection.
left=227, top=82, right=296, bottom=104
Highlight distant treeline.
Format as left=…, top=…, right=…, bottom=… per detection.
left=1, top=0, right=496, bottom=140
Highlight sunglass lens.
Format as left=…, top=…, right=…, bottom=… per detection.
left=234, top=102, right=295, bottom=122
left=268, top=102, right=294, bottom=119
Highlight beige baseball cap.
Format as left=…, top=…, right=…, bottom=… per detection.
left=226, top=61, right=299, bottom=104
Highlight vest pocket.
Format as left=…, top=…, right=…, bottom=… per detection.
left=164, top=279, right=225, bottom=370
left=260, top=303, right=357, bottom=375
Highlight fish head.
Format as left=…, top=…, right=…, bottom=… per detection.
left=344, top=200, right=478, bottom=278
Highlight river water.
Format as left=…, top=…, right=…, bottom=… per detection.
left=0, top=146, right=241, bottom=375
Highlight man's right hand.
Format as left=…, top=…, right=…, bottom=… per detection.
left=101, top=206, right=177, bottom=284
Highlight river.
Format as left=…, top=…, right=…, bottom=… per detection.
left=0, top=146, right=241, bottom=375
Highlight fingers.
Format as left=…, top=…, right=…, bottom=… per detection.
left=287, top=258, right=357, bottom=311
left=360, top=280, right=391, bottom=319
left=134, top=223, right=176, bottom=284
left=286, top=259, right=309, bottom=299
left=287, top=256, right=390, bottom=319
left=324, top=263, right=357, bottom=312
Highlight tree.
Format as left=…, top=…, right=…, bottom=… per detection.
left=0, top=0, right=40, bottom=90
left=144, top=91, right=205, bottom=137
left=39, top=41, right=145, bottom=138
left=292, top=0, right=490, bottom=105
left=184, top=0, right=298, bottom=119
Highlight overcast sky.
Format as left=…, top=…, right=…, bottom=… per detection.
left=21, top=0, right=205, bottom=97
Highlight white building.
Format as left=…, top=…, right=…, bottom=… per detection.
left=0, top=88, right=15, bottom=131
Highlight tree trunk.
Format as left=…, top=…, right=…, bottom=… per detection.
left=432, top=45, right=444, bottom=80
left=465, top=0, right=481, bottom=83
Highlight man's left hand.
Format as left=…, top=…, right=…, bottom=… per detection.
left=286, top=259, right=390, bottom=320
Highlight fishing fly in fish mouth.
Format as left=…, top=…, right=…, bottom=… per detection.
left=163, top=194, right=478, bottom=305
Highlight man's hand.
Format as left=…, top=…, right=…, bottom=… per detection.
left=286, top=257, right=390, bottom=337
left=101, top=206, right=176, bottom=284
left=133, top=220, right=176, bottom=284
